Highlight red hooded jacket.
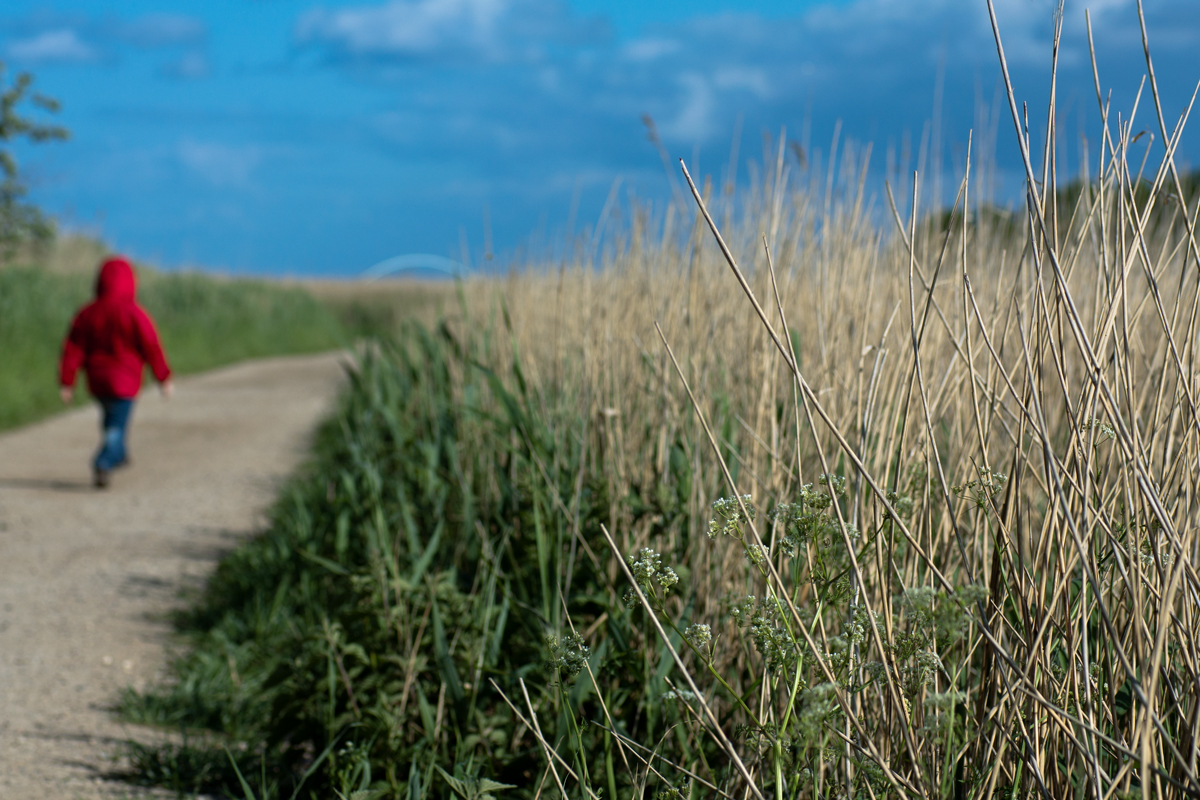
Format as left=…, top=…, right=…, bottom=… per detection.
left=59, top=257, right=172, bottom=399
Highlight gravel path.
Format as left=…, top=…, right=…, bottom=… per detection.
left=0, top=352, right=347, bottom=799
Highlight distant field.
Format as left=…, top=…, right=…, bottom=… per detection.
left=0, top=231, right=463, bottom=433
left=298, top=277, right=457, bottom=337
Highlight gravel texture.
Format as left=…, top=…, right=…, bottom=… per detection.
left=0, top=352, right=347, bottom=799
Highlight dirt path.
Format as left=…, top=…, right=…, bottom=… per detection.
left=0, top=352, right=347, bottom=799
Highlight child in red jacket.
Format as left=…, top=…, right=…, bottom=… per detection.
left=59, top=256, right=174, bottom=488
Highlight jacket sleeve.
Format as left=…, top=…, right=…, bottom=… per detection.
left=59, top=312, right=87, bottom=387
left=133, top=306, right=172, bottom=382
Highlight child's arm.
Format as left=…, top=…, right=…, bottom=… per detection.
left=59, top=312, right=87, bottom=403
left=131, top=306, right=172, bottom=389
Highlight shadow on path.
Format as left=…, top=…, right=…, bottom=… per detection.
left=0, top=477, right=93, bottom=493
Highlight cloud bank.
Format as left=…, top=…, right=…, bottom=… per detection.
left=294, top=0, right=1200, bottom=159
left=4, top=12, right=207, bottom=71
left=296, top=0, right=607, bottom=64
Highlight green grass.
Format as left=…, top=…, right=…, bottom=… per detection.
left=117, top=324, right=625, bottom=798
left=0, top=265, right=346, bottom=431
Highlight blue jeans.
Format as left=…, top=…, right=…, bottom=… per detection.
left=95, top=398, right=135, bottom=472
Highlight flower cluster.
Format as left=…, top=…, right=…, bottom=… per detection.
left=818, top=473, right=847, bottom=497
left=654, top=778, right=691, bottom=800
left=769, top=479, right=857, bottom=560
left=746, top=598, right=801, bottom=674
left=884, top=489, right=914, bottom=521
left=708, top=495, right=756, bottom=539
left=735, top=722, right=801, bottom=757
left=745, top=542, right=769, bottom=566
left=900, top=586, right=938, bottom=626
left=546, top=632, right=591, bottom=677
left=953, top=468, right=1008, bottom=509
left=726, top=595, right=803, bottom=674
left=923, top=689, right=968, bottom=741
left=1139, top=543, right=1178, bottom=572
left=727, top=595, right=757, bottom=626
left=844, top=605, right=876, bottom=648
left=853, top=756, right=892, bottom=796
left=630, top=547, right=663, bottom=585
left=795, top=683, right=841, bottom=740
left=899, top=583, right=987, bottom=646
left=898, top=649, right=943, bottom=692
left=624, top=548, right=681, bottom=607
left=683, top=622, right=712, bottom=652
left=661, top=688, right=698, bottom=704
left=1082, top=417, right=1117, bottom=441
left=876, top=583, right=988, bottom=694
left=823, top=605, right=878, bottom=674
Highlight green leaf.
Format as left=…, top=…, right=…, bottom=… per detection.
left=431, top=598, right=465, bottom=705
left=409, top=521, right=443, bottom=584
left=346, top=790, right=387, bottom=800
left=435, top=766, right=516, bottom=800
left=477, top=777, right=519, bottom=793
left=415, top=681, right=436, bottom=738
left=435, top=765, right=469, bottom=799
left=288, top=731, right=344, bottom=800
left=223, top=747, right=258, bottom=800
left=298, top=547, right=350, bottom=576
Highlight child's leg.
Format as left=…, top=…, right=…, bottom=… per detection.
left=94, top=398, right=136, bottom=472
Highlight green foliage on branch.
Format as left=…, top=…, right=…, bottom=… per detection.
left=0, top=60, right=68, bottom=257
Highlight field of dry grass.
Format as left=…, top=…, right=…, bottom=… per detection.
left=430, top=12, right=1200, bottom=795
left=266, top=82, right=1200, bottom=797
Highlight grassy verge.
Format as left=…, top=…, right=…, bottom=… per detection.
left=301, top=279, right=457, bottom=339
left=0, top=265, right=346, bottom=431
left=120, top=325, right=613, bottom=797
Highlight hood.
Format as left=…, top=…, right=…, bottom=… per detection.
left=95, top=256, right=137, bottom=302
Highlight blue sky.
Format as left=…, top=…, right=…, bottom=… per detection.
left=3, top=0, right=1199, bottom=276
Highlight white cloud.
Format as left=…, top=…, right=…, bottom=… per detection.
left=296, top=0, right=603, bottom=63
left=178, top=141, right=262, bottom=188
left=119, top=14, right=206, bottom=48
left=297, top=0, right=509, bottom=59
left=660, top=73, right=716, bottom=140
left=159, top=52, right=210, bottom=80
left=3, top=13, right=208, bottom=69
left=714, top=67, right=770, bottom=98
left=537, top=66, right=560, bottom=92
left=7, top=29, right=98, bottom=64
left=622, top=38, right=680, bottom=63
left=795, top=0, right=1171, bottom=70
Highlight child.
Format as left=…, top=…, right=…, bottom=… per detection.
left=58, top=256, right=173, bottom=488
